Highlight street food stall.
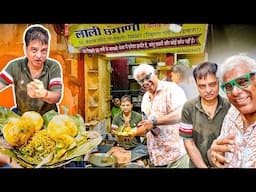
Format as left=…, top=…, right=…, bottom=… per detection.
left=0, top=24, right=208, bottom=168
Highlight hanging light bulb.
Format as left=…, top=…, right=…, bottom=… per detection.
left=169, top=24, right=183, bottom=33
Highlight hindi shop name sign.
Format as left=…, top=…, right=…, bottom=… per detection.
left=68, top=24, right=208, bottom=54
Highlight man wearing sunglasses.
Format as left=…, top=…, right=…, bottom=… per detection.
left=133, top=63, right=189, bottom=168
left=208, top=54, right=256, bottom=168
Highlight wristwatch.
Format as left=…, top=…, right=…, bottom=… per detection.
left=150, top=117, right=158, bottom=136
left=151, top=117, right=157, bottom=127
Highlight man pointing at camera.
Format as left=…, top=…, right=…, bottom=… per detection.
left=0, top=24, right=63, bottom=168
left=0, top=24, right=63, bottom=116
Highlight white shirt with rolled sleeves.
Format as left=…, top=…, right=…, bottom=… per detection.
left=141, top=80, right=187, bottom=166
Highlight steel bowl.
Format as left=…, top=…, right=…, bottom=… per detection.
left=88, top=153, right=116, bottom=167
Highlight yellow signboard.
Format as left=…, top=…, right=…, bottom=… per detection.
left=68, top=24, right=208, bottom=54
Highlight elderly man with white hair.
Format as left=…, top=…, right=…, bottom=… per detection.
left=208, top=54, right=256, bottom=168
left=133, top=63, right=189, bottom=168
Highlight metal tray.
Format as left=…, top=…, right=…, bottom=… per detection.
left=88, top=153, right=116, bottom=167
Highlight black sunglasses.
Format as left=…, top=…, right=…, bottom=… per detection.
left=137, top=72, right=152, bottom=84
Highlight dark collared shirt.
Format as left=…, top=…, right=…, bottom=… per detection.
left=0, top=57, right=63, bottom=115
left=179, top=95, right=231, bottom=167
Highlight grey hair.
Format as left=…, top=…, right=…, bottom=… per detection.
left=133, top=63, right=156, bottom=80
left=219, top=54, right=256, bottom=82
left=172, top=63, right=189, bottom=80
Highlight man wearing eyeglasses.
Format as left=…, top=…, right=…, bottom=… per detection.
left=133, top=63, right=189, bottom=168
left=179, top=62, right=231, bottom=168
left=208, top=54, right=256, bottom=168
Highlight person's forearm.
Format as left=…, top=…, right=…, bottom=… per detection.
left=42, top=90, right=61, bottom=104
left=188, top=148, right=207, bottom=168
left=185, top=140, right=208, bottom=168
left=133, top=125, right=147, bottom=136
left=156, top=107, right=182, bottom=125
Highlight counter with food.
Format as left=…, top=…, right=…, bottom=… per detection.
left=0, top=107, right=102, bottom=168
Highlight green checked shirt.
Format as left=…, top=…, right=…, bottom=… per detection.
left=111, top=111, right=142, bottom=149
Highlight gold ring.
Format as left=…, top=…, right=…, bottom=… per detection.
left=212, top=154, right=217, bottom=162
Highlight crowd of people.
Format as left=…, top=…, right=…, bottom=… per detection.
left=111, top=54, right=256, bottom=168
